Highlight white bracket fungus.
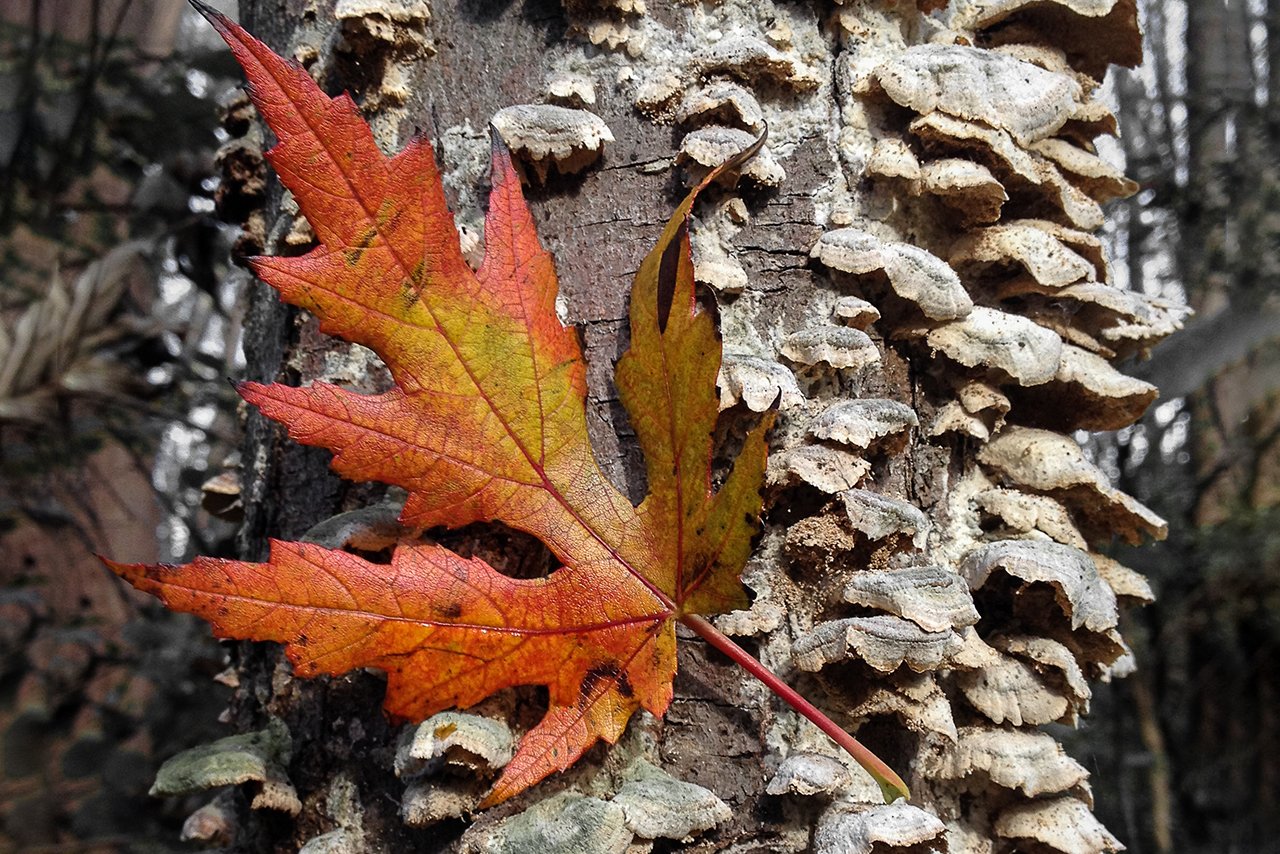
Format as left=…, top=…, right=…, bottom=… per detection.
left=910, top=112, right=1041, bottom=184
left=691, top=227, right=750, bottom=293
left=960, top=539, right=1118, bottom=632
left=926, top=306, right=1064, bottom=387
left=975, top=487, right=1088, bottom=550
left=475, top=791, right=633, bottom=854
left=1031, top=138, right=1137, bottom=202
left=811, top=229, right=973, bottom=322
left=833, top=296, right=882, bottom=329
left=841, top=488, right=931, bottom=548
left=692, top=33, right=822, bottom=91
left=848, top=673, right=958, bottom=741
left=1091, top=554, right=1155, bottom=606
left=994, top=796, right=1124, bottom=854
left=1009, top=343, right=1158, bottom=432
left=793, top=615, right=963, bottom=674
left=842, top=565, right=980, bottom=632
left=781, top=326, right=882, bottom=371
left=678, top=126, right=786, bottom=187
left=978, top=426, right=1167, bottom=543
left=866, top=138, right=922, bottom=181
left=611, top=760, right=732, bottom=841
left=994, top=634, right=1093, bottom=711
left=872, top=45, right=1084, bottom=146
left=335, top=0, right=433, bottom=51
left=929, top=726, right=1090, bottom=798
left=929, top=380, right=1011, bottom=441
left=677, top=82, right=766, bottom=132
left=398, top=711, right=514, bottom=774
left=490, top=105, right=614, bottom=180
left=947, top=0, right=1142, bottom=79
left=813, top=800, right=946, bottom=854
left=957, top=649, right=1073, bottom=725
left=766, top=753, right=855, bottom=798
left=545, top=71, right=597, bottom=107
left=919, top=158, right=1008, bottom=224
left=950, top=222, right=1097, bottom=288
left=808, top=399, right=919, bottom=451
left=150, top=717, right=301, bottom=816
left=767, top=445, right=872, bottom=494
left=718, top=353, right=806, bottom=411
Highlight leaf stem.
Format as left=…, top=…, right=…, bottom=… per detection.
left=679, top=613, right=911, bottom=803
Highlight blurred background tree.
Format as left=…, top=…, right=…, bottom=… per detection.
left=0, top=1, right=245, bottom=849
left=1068, top=0, right=1280, bottom=851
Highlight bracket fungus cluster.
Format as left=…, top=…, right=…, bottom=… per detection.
left=768, top=1, right=1170, bottom=852
left=176, top=0, right=1175, bottom=850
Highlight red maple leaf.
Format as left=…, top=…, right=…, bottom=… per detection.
left=106, top=3, right=909, bottom=807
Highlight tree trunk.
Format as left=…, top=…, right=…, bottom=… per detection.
left=210, top=0, right=1165, bottom=851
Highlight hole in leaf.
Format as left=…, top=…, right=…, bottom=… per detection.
left=430, top=521, right=559, bottom=580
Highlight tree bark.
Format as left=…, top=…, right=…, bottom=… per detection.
left=211, top=0, right=1166, bottom=851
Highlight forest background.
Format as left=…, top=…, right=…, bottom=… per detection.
left=0, top=0, right=1276, bottom=852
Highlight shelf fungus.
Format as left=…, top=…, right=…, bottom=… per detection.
left=149, top=717, right=301, bottom=816
left=946, top=0, right=1142, bottom=80
left=994, top=796, right=1124, bottom=854
left=871, top=45, right=1084, bottom=146
left=975, top=487, right=1088, bottom=550
left=1022, top=158, right=1107, bottom=231
left=692, top=33, right=822, bottom=91
left=960, top=539, right=1119, bottom=633
left=919, top=158, right=1008, bottom=224
left=718, top=353, right=806, bottom=412
left=808, top=399, right=919, bottom=452
left=978, top=426, right=1167, bottom=543
left=950, top=222, right=1098, bottom=288
left=678, top=126, right=786, bottom=187
left=781, top=326, right=882, bottom=371
left=866, top=138, right=923, bottom=181
left=793, top=615, right=964, bottom=674
left=1008, top=343, right=1159, bottom=432
left=611, top=760, right=732, bottom=841
left=691, top=227, right=750, bottom=293
left=833, top=296, right=882, bottom=329
left=841, top=488, right=932, bottom=548
left=929, top=380, right=1011, bottom=441
left=767, top=444, right=872, bottom=494
left=545, top=71, right=597, bottom=107
left=335, top=0, right=433, bottom=52
left=1059, top=95, right=1121, bottom=144
left=1091, top=554, right=1155, bottom=606
left=1030, top=138, right=1138, bottom=202
left=928, top=726, right=1090, bottom=798
left=957, top=648, right=1074, bottom=726
left=910, top=112, right=1041, bottom=185
left=813, top=800, right=946, bottom=854
left=926, top=306, right=1064, bottom=387
left=394, top=713, right=513, bottom=826
left=843, top=565, right=980, bottom=633
left=490, top=104, right=613, bottom=180
left=848, top=672, right=959, bottom=740
left=994, top=634, right=1093, bottom=713
left=401, top=779, right=481, bottom=828
left=397, top=711, right=514, bottom=775
left=475, top=791, right=633, bottom=854
left=677, top=81, right=766, bottom=132
left=766, top=753, right=856, bottom=798
left=1058, top=286, right=1190, bottom=356
left=810, top=228, right=973, bottom=322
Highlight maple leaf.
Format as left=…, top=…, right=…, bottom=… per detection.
left=106, top=3, right=910, bottom=807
